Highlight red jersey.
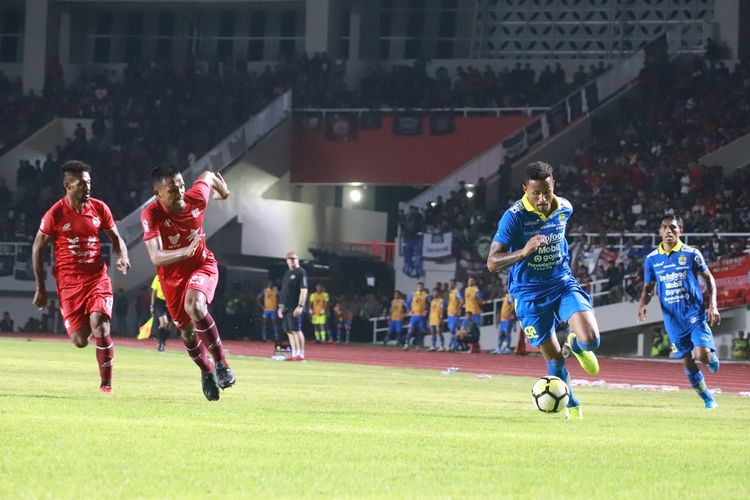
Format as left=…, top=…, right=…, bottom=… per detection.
left=39, top=197, right=114, bottom=280
left=140, top=180, right=215, bottom=288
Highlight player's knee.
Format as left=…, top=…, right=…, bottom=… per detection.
left=693, top=348, right=710, bottom=363
left=577, top=335, right=600, bottom=352
left=71, top=334, right=88, bottom=348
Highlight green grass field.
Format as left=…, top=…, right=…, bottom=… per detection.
left=1, top=338, right=748, bottom=499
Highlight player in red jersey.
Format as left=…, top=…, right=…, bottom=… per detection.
left=141, top=164, right=235, bottom=401
left=32, top=160, right=131, bottom=393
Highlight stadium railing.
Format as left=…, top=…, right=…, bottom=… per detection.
left=294, top=107, right=549, bottom=117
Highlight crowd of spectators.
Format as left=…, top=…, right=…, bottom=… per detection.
left=1, top=52, right=607, bottom=242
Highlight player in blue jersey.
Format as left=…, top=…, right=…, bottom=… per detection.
left=487, top=162, right=601, bottom=419
left=637, top=215, right=721, bottom=409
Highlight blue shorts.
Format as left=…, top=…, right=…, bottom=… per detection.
left=263, top=310, right=276, bottom=319
left=447, top=316, right=459, bottom=332
left=468, top=313, right=481, bottom=325
left=498, top=320, right=515, bottom=333
left=668, top=320, right=716, bottom=359
left=389, top=320, right=403, bottom=333
left=514, top=282, right=592, bottom=348
left=408, top=316, right=427, bottom=332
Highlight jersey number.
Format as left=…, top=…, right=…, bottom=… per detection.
left=524, top=326, right=538, bottom=339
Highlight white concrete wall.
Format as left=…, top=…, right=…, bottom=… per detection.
left=0, top=118, right=93, bottom=190
left=699, top=131, right=750, bottom=175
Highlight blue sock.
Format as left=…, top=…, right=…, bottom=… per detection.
left=546, top=359, right=580, bottom=407
left=431, top=334, right=437, bottom=348
left=571, top=335, right=600, bottom=355
left=684, top=368, right=712, bottom=402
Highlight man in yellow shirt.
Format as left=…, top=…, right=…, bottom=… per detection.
left=446, top=280, right=464, bottom=349
left=309, top=283, right=330, bottom=343
left=257, top=281, right=280, bottom=343
left=462, top=277, right=484, bottom=325
left=404, top=282, right=429, bottom=351
left=492, top=290, right=516, bottom=354
left=384, top=291, right=406, bottom=346
left=428, top=287, right=446, bottom=351
left=151, top=275, right=172, bottom=352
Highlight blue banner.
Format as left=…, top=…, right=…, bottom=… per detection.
left=402, top=236, right=424, bottom=278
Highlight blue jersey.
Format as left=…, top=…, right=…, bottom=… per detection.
left=643, top=241, right=709, bottom=336
left=493, top=195, right=575, bottom=301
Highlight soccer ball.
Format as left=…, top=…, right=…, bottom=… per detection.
left=531, top=376, right=570, bottom=413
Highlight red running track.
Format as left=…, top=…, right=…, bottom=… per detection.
left=5, top=334, right=750, bottom=393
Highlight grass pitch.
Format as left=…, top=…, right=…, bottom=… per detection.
left=0, top=338, right=748, bottom=499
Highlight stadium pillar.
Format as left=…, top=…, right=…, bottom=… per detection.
left=348, top=4, right=361, bottom=60
left=22, top=0, right=48, bottom=94
left=305, top=0, right=331, bottom=54
left=714, top=0, right=740, bottom=59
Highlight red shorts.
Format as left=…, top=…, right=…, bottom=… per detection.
left=161, top=259, right=219, bottom=329
left=58, top=274, right=113, bottom=335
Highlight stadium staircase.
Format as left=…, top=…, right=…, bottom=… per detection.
left=114, top=90, right=387, bottom=294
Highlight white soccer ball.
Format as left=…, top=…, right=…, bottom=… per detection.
left=531, top=376, right=570, bottom=413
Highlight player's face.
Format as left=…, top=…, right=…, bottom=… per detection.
left=523, top=177, right=555, bottom=215
left=468, top=278, right=475, bottom=287
left=155, top=174, right=186, bottom=211
left=65, top=171, right=91, bottom=206
left=286, top=254, right=299, bottom=269
left=658, top=219, right=682, bottom=245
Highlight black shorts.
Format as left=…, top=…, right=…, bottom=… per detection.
left=281, top=308, right=302, bottom=333
left=153, top=298, right=170, bottom=319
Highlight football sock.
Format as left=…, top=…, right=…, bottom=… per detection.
left=183, top=336, right=213, bottom=373
left=684, top=368, right=712, bottom=402
left=546, top=359, right=580, bottom=407
left=195, top=313, right=227, bottom=366
left=439, top=333, right=445, bottom=348
left=157, top=327, right=168, bottom=344
left=571, top=335, right=600, bottom=355
left=95, top=335, right=114, bottom=385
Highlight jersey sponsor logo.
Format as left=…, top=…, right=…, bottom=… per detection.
left=290, top=275, right=296, bottom=280
left=559, top=214, right=566, bottom=221
left=168, top=234, right=180, bottom=245
left=678, top=255, right=687, bottom=265
left=63, top=223, right=71, bottom=232
left=92, top=216, right=101, bottom=228
left=189, top=275, right=205, bottom=285
left=164, top=219, right=172, bottom=228
left=191, top=208, right=201, bottom=218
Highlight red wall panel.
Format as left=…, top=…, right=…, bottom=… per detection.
left=291, top=116, right=532, bottom=184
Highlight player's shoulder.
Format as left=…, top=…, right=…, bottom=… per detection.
left=44, top=198, right=66, bottom=217
left=505, top=198, right=525, bottom=215
left=141, top=198, right=162, bottom=217
left=680, top=243, right=701, bottom=255
left=556, top=196, right=573, bottom=211
left=645, top=248, right=660, bottom=260
left=88, top=197, right=110, bottom=210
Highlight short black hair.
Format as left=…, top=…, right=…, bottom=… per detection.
left=151, top=164, right=180, bottom=188
left=660, top=214, right=684, bottom=230
left=525, top=161, right=554, bottom=182
left=61, top=160, right=91, bottom=178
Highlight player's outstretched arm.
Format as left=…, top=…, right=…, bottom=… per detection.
left=104, top=226, right=131, bottom=275
left=198, top=171, right=230, bottom=201
left=31, top=231, right=54, bottom=310
left=486, top=235, right=545, bottom=273
left=637, top=282, right=655, bottom=322
left=143, top=233, right=202, bottom=267
left=699, top=269, right=721, bottom=326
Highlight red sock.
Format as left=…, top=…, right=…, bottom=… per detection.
left=183, top=336, right=213, bottom=373
left=194, top=313, right=227, bottom=366
left=95, top=335, right=114, bottom=385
